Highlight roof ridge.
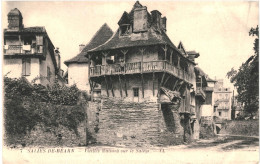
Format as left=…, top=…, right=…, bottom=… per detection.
left=82, top=23, right=112, bottom=53
left=88, top=28, right=118, bottom=52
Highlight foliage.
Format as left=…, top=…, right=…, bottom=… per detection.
left=227, top=25, right=259, bottom=115
left=4, top=77, right=87, bottom=144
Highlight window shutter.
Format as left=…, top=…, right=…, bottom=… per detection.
left=22, top=58, right=31, bottom=76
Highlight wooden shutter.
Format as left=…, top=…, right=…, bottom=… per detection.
left=22, top=58, right=31, bottom=76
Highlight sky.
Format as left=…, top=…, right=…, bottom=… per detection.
left=2, top=1, right=259, bottom=89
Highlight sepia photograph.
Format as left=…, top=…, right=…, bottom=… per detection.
left=2, top=1, right=259, bottom=163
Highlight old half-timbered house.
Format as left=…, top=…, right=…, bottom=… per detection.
left=87, top=1, right=201, bottom=146
left=64, top=23, right=113, bottom=96
left=3, top=8, right=64, bottom=86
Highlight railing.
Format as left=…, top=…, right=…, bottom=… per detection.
left=4, top=45, right=43, bottom=55
left=90, top=60, right=192, bottom=83
left=196, top=87, right=206, bottom=99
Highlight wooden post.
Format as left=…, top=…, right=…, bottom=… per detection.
left=140, top=48, right=145, bottom=98
left=161, top=44, right=168, bottom=61
left=121, top=49, right=128, bottom=97
left=153, top=72, right=155, bottom=96
left=157, top=72, right=166, bottom=97
left=121, top=49, right=128, bottom=74
left=139, top=48, right=145, bottom=72
left=177, top=56, right=180, bottom=68
left=177, top=81, right=184, bottom=92
left=141, top=74, right=144, bottom=98
left=163, top=74, right=171, bottom=87
left=170, top=49, right=173, bottom=64
left=172, top=79, right=179, bottom=91
left=124, top=75, right=128, bottom=97
left=110, top=76, right=115, bottom=97
left=119, top=75, right=122, bottom=97
left=102, top=52, right=109, bottom=75
left=104, top=76, right=109, bottom=97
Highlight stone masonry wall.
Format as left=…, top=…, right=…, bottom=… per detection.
left=95, top=97, right=183, bottom=147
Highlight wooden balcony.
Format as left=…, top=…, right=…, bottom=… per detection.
left=4, top=45, right=43, bottom=55
left=195, top=87, right=206, bottom=100
left=90, top=60, right=192, bottom=84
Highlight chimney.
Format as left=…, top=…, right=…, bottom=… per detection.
left=55, top=47, right=61, bottom=69
left=161, top=17, right=167, bottom=32
left=7, top=8, right=24, bottom=31
left=151, top=10, right=162, bottom=30
left=133, top=6, right=148, bottom=33
left=188, top=54, right=195, bottom=62
left=79, top=44, right=85, bottom=52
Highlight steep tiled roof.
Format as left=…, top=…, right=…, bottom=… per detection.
left=194, top=66, right=207, bottom=77
left=88, top=27, right=180, bottom=53
left=64, top=23, right=113, bottom=66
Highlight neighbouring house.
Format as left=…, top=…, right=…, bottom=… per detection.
left=194, top=66, right=219, bottom=135
left=214, top=79, right=232, bottom=120
left=64, top=23, right=113, bottom=96
left=87, top=1, right=207, bottom=146
left=3, top=8, right=64, bottom=86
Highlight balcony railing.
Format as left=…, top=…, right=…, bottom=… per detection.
left=90, top=60, right=192, bottom=83
left=196, top=87, right=206, bottom=99
left=4, top=45, right=43, bottom=55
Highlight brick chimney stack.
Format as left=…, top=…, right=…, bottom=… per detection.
left=151, top=10, right=162, bottom=30
left=161, top=17, right=167, bottom=32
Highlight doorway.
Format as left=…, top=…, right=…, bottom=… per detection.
left=133, top=88, right=139, bottom=102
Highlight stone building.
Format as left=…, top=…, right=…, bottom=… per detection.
left=214, top=79, right=232, bottom=120
left=3, top=8, right=64, bottom=85
left=64, top=23, right=113, bottom=95
left=87, top=1, right=207, bottom=146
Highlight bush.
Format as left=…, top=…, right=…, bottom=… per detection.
left=3, top=77, right=87, bottom=146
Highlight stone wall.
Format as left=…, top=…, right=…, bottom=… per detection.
left=93, top=97, right=184, bottom=147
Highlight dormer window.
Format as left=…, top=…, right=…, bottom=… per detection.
left=120, top=24, right=130, bottom=36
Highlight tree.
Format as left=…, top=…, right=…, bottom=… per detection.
left=227, top=25, right=259, bottom=117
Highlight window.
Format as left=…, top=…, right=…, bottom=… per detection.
left=36, top=35, right=43, bottom=53
left=120, top=25, right=130, bottom=36
left=133, top=88, right=139, bottom=97
left=22, top=58, right=31, bottom=76
left=219, top=111, right=222, bottom=117
left=24, top=37, right=32, bottom=45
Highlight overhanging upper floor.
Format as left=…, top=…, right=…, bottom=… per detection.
left=90, top=60, right=193, bottom=84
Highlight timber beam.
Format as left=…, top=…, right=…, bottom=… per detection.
left=109, top=76, right=115, bottom=97
left=141, top=74, right=144, bottom=98
left=152, top=72, right=155, bottom=96
left=124, top=75, right=128, bottom=97
left=157, top=72, right=166, bottom=97
left=104, top=76, right=109, bottom=97
left=119, top=75, right=122, bottom=97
